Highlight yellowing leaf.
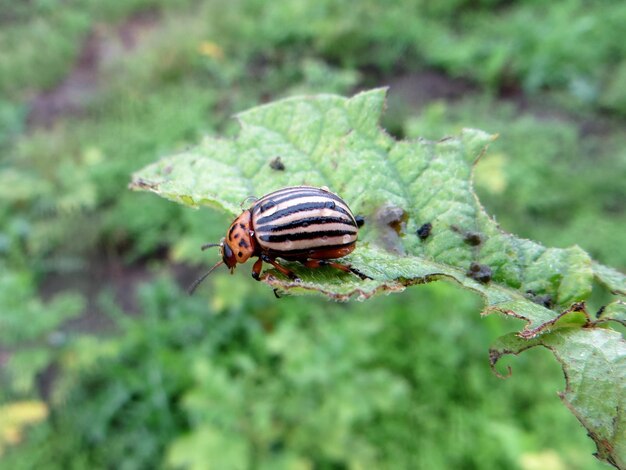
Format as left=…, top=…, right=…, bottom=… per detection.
left=0, top=401, right=48, bottom=455
left=198, top=41, right=224, bottom=60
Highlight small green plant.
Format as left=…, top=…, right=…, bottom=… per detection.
left=132, top=89, right=626, bottom=468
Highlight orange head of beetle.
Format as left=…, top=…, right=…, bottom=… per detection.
left=188, top=210, right=256, bottom=295
left=222, top=210, right=255, bottom=268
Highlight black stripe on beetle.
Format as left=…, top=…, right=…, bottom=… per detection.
left=255, top=201, right=352, bottom=226
left=259, top=229, right=357, bottom=243
left=273, top=242, right=357, bottom=256
left=256, top=216, right=354, bottom=233
left=263, top=189, right=346, bottom=207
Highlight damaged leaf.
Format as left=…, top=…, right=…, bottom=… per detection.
left=491, top=327, right=625, bottom=468
left=130, top=89, right=625, bottom=467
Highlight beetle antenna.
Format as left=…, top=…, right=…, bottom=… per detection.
left=187, top=260, right=224, bottom=295
left=201, top=243, right=221, bottom=251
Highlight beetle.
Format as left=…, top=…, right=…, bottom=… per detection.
left=189, top=186, right=370, bottom=293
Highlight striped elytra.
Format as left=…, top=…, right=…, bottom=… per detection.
left=251, top=186, right=358, bottom=256
left=188, top=186, right=368, bottom=294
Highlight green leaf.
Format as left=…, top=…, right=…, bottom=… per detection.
left=490, top=328, right=626, bottom=469
left=130, top=89, right=626, bottom=467
left=594, top=262, right=626, bottom=295
left=129, top=88, right=621, bottom=329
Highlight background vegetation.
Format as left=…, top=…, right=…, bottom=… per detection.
left=1, top=0, right=624, bottom=468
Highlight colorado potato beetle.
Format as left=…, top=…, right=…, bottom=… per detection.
left=189, top=186, right=369, bottom=294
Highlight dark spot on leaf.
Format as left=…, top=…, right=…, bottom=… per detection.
left=596, top=305, right=606, bottom=318
left=269, top=156, right=285, bottom=171
left=467, top=262, right=492, bottom=284
left=131, top=178, right=158, bottom=190
left=525, top=290, right=554, bottom=309
left=532, top=294, right=554, bottom=308
left=451, top=225, right=484, bottom=246
left=355, top=215, right=365, bottom=227
left=416, top=222, right=432, bottom=240
left=534, top=294, right=554, bottom=309
left=463, top=231, right=483, bottom=246
left=537, top=295, right=554, bottom=309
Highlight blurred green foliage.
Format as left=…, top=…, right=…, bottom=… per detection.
left=0, top=278, right=602, bottom=469
left=0, top=0, right=624, bottom=468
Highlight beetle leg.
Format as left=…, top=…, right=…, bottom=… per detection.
left=301, top=259, right=372, bottom=280
left=261, top=254, right=300, bottom=281
left=251, top=257, right=263, bottom=281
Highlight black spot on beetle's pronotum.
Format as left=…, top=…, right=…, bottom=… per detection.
left=238, top=251, right=243, bottom=257
left=269, top=156, right=285, bottom=171
left=416, top=222, right=432, bottom=240
left=355, top=215, right=365, bottom=227
left=239, top=239, right=249, bottom=248
left=467, top=262, right=492, bottom=284
left=239, top=223, right=246, bottom=229
left=233, top=233, right=240, bottom=239
left=463, top=231, right=483, bottom=246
